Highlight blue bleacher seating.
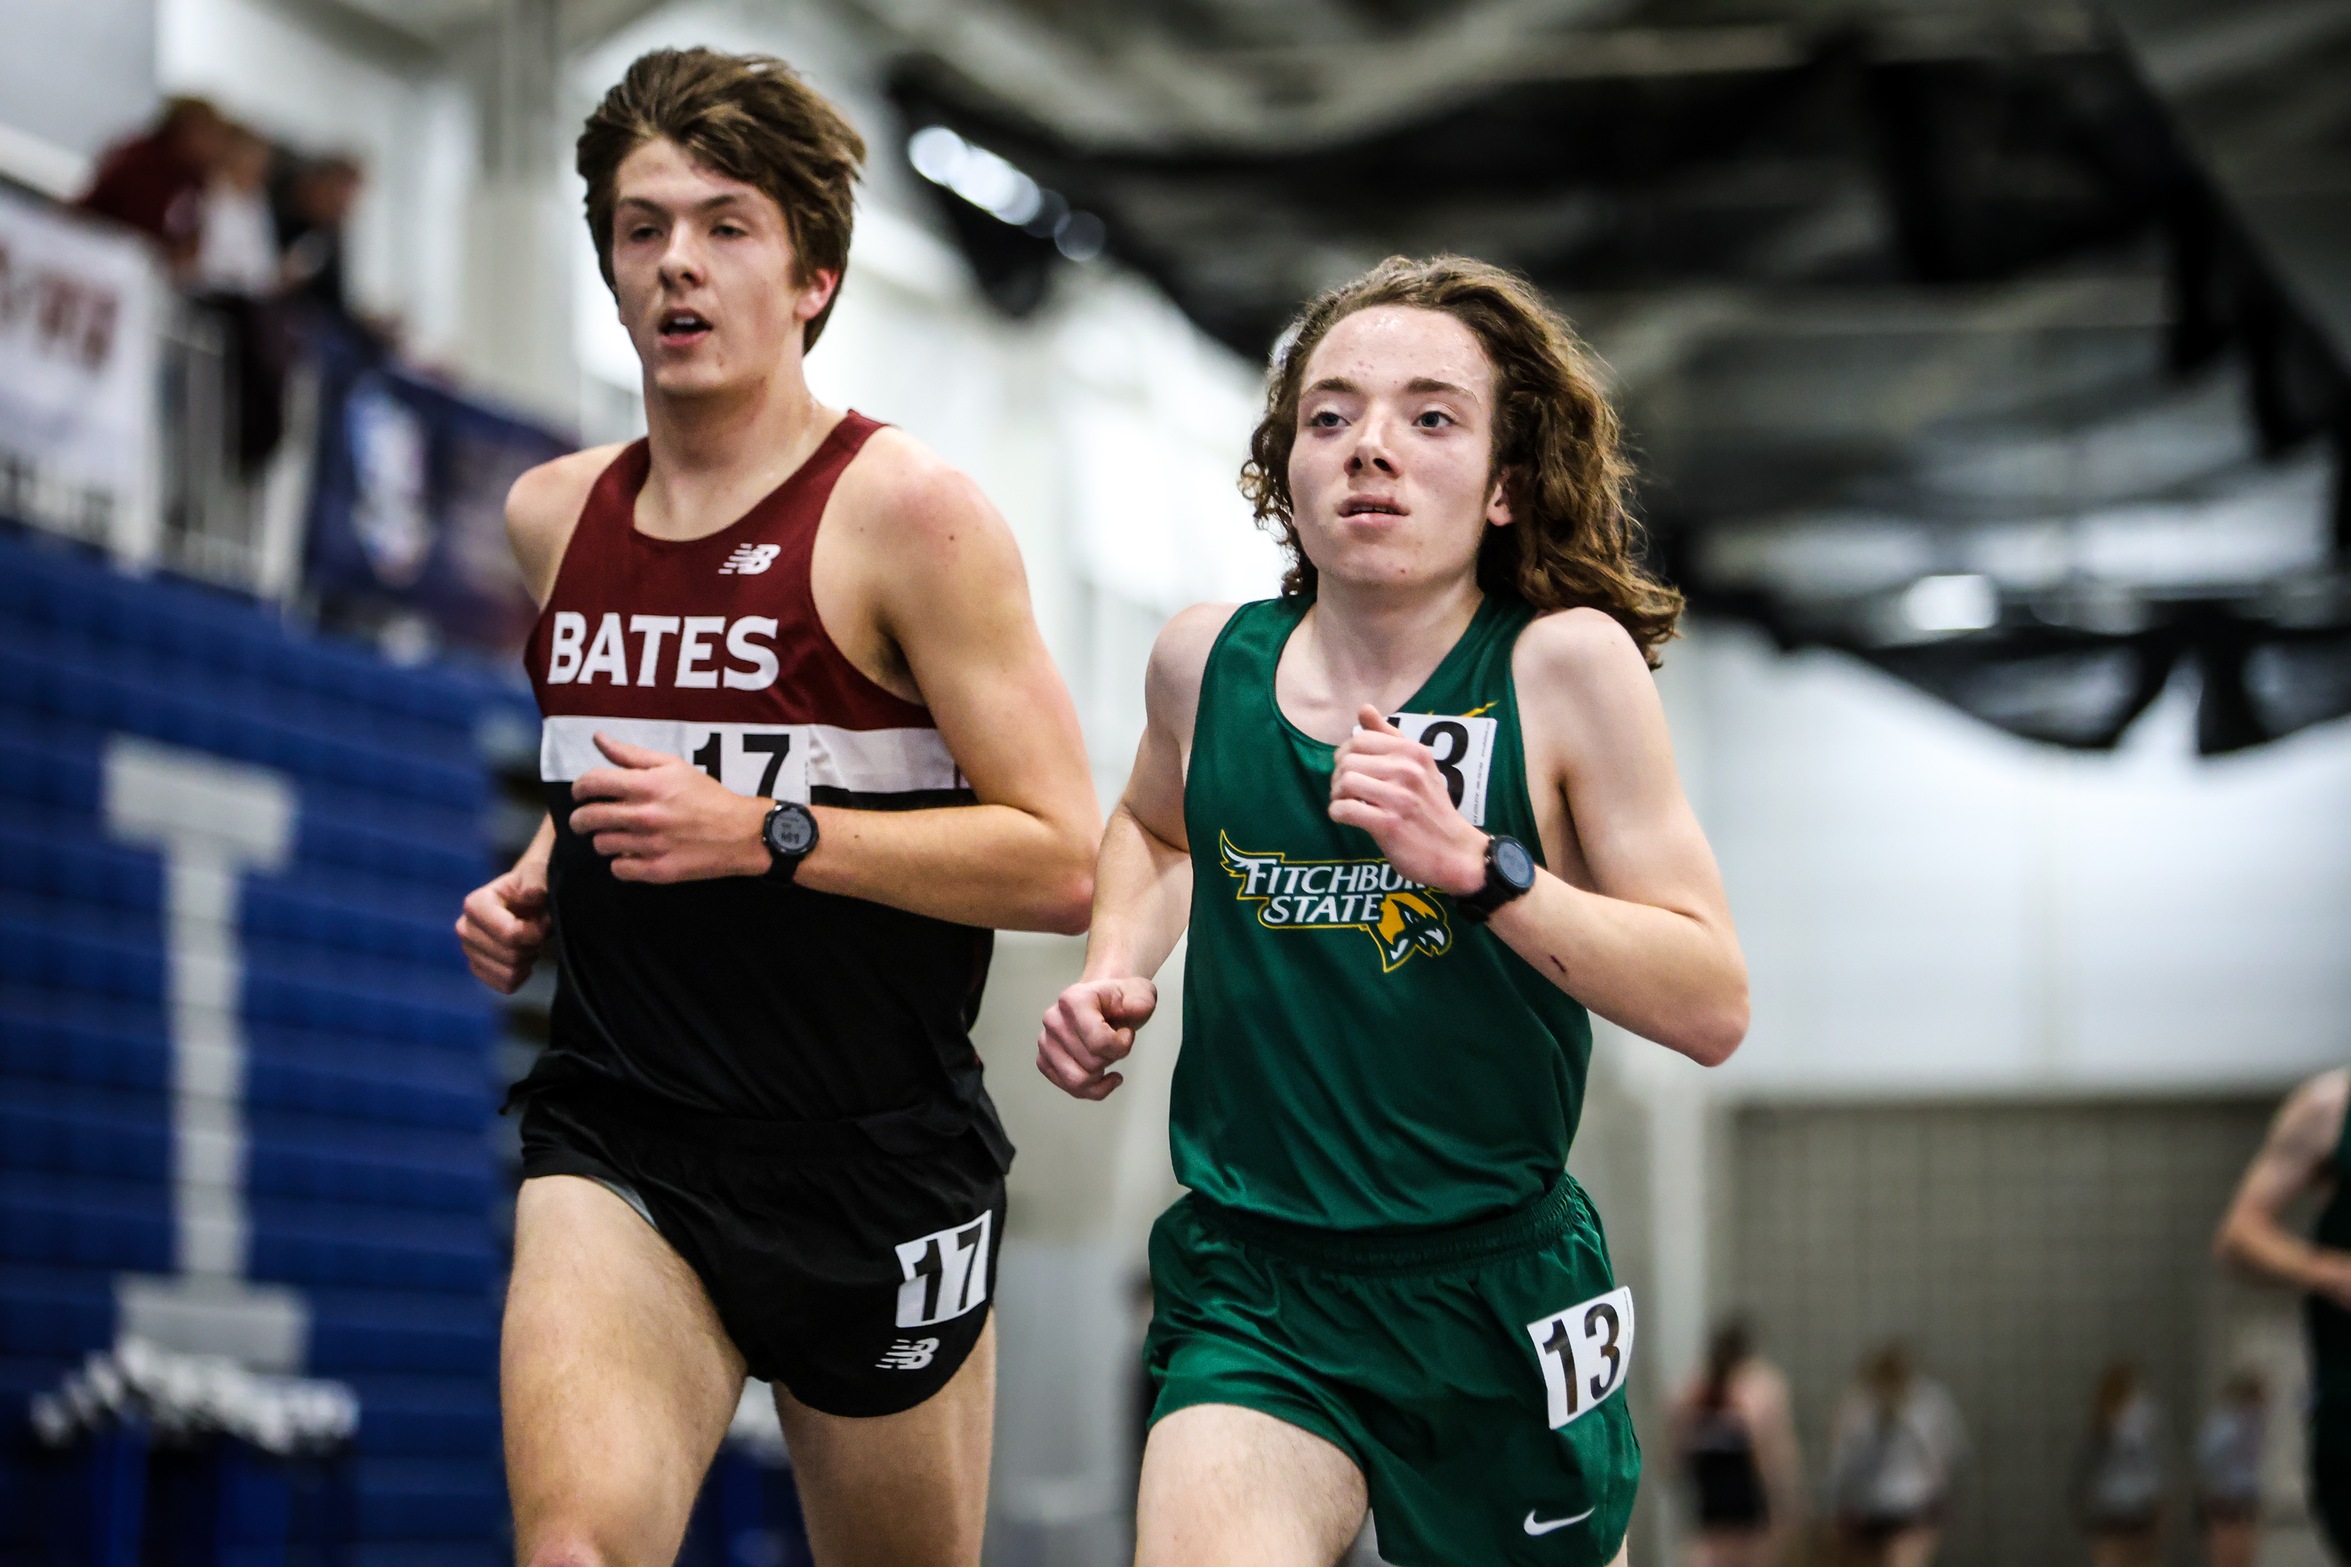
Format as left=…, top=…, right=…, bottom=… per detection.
left=0, top=526, right=517, bottom=1561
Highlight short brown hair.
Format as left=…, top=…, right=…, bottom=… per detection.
left=1241, top=255, right=1683, bottom=665
left=578, top=48, right=866, bottom=350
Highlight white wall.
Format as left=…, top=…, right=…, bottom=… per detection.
left=1669, top=620, right=2351, bottom=1097
left=157, top=0, right=475, bottom=357
left=0, top=0, right=155, bottom=181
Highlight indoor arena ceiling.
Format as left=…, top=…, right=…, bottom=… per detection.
left=862, top=0, right=2351, bottom=754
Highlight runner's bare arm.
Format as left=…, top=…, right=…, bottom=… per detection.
left=1329, top=608, right=1746, bottom=1063
left=2216, top=1069, right=2351, bottom=1306
left=1037, top=603, right=1232, bottom=1100
left=783, top=454, right=1101, bottom=931
left=452, top=452, right=626, bottom=995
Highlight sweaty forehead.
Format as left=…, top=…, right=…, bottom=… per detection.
left=1302, top=305, right=1495, bottom=400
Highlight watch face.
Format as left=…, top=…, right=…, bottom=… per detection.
left=1493, top=836, right=1536, bottom=890
left=766, top=804, right=817, bottom=858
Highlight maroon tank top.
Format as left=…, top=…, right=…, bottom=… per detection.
left=514, top=412, right=1005, bottom=1156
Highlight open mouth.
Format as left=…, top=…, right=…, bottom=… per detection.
left=1338, top=496, right=1406, bottom=518
left=657, top=308, right=712, bottom=345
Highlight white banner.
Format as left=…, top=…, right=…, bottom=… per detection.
left=0, top=180, right=162, bottom=560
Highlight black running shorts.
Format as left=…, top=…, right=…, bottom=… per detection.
left=517, top=1089, right=1006, bottom=1418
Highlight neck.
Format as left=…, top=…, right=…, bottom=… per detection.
left=635, top=352, right=836, bottom=540
left=643, top=353, right=823, bottom=476
left=1299, top=570, right=1483, bottom=703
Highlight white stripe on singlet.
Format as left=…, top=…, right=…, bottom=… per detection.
left=538, top=713, right=962, bottom=800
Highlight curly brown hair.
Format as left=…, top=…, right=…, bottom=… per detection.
left=1241, top=255, right=1682, bottom=665
left=578, top=48, right=866, bottom=350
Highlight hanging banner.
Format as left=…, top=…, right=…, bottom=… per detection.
left=303, top=328, right=572, bottom=658
left=0, top=179, right=163, bottom=560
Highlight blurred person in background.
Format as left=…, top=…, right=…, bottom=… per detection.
left=1039, top=254, right=1749, bottom=1567
left=454, top=47, right=1096, bottom=1567
left=77, top=96, right=229, bottom=276
left=2196, top=1371, right=2267, bottom=1567
left=274, top=153, right=364, bottom=328
left=2074, top=1361, right=2166, bottom=1567
left=193, top=124, right=289, bottom=471
left=195, top=125, right=281, bottom=296
left=1826, top=1342, right=1967, bottom=1567
left=1671, top=1317, right=1805, bottom=1567
left=2215, top=1066, right=2351, bottom=1559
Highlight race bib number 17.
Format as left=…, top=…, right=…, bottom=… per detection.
left=1526, top=1286, right=1635, bottom=1429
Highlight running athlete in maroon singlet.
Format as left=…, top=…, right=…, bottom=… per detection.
left=523, top=417, right=1002, bottom=1131
left=452, top=50, right=1097, bottom=1567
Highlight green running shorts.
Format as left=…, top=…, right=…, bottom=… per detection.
left=1144, top=1175, right=1641, bottom=1566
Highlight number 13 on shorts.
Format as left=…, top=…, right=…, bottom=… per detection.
left=1526, top=1286, right=1636, bottom=1429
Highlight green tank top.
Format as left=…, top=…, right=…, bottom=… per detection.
left=2309, top=1088, right=2351, bottom=1426
left=1171, top=594, right=1594, bottom=1232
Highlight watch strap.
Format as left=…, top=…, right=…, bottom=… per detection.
left=1456, top=834, right=1534, bottom=925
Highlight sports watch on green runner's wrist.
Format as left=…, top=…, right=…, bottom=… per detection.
left=761, top=801, right=819, bottom=882
left=1455, top=833, right=1536, bottom=924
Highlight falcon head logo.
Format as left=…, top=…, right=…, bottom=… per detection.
left=1375, top=890, right=1453, bottom=969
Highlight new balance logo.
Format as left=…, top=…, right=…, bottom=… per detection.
left=720, top=543, right=781, bottom=575
left=876, top=1338, right=940, bottom=1371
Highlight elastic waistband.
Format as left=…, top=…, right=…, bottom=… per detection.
left=1188, top=1175, right=1587, bottom=1275
left=510, top=1072, right=997, bottom=1166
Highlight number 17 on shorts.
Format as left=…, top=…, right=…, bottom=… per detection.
left=894, top=1212, right=993, bottom=1329
left=1526, top=1286, right=1635, bottom=1429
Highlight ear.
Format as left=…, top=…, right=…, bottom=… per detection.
left=1485, top=468, right=1517, bottom=529
left=795, top=267, right=841, bottom=324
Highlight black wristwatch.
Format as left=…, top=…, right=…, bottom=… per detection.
left=760, top=801, right=819, bottom=883
left=1455, top=834, right=1536, bottom=924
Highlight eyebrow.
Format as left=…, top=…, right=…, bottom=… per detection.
left=615, top=192, right=752, bottom=216
left=1302, top=374, right=1479, bottom=401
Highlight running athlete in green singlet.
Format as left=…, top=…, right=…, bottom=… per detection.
left=1040, top=257, right=1750, bottom=1567
left=2217, top=1068, right=2351, bottom=1557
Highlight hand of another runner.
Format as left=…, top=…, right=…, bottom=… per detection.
left=1037, top=976, right=1158, bottom=1100
left=568, top=734, right=770, bottom=882
left=1329, top=705, right=1488, bottom=896
left=456, top=858, right=551, bottom=994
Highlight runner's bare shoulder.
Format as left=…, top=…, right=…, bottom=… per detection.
left=828, top=424, right=1009, bottom=566
left=506, top=443, right=631, bottom=605
left=1148, top=602, right=1242, bottom=743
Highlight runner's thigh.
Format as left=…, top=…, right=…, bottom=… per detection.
left=504, top=1174, right=747, bottom=1567
left=773, top=1315, right=995, bottom=1567
left=1138, top=1402, right=1368, bottom=1567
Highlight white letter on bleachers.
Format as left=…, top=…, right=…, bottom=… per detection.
left=104, top=736, right=307, bottom=1371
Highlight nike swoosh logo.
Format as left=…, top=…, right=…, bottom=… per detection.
left=1524, top=1507, right=1596, bottom=1535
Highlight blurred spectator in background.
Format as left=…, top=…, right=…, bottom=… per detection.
left=2075, top=1361, right=2166, bottom=1567
left=194, top=124, right=290, bottom=470
left=77, top=96, right=230, bottom=277
left=1671, top=1317, right=1806, bottom=1567
left=1827, top=1342, right=1968, bottom=1567
left=275, top=154, right=364, bottom=326
left=2214, top=1067, right=2351, bottom=1559
left=195, top=125, right=282, bottom=296
left=2196, top=1371, right=2268, bottom=1567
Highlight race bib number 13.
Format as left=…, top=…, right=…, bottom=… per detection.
left=1526, top=1285, right=1635, bottom=1429
left=1386, top=712, right=1499, bottom=826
